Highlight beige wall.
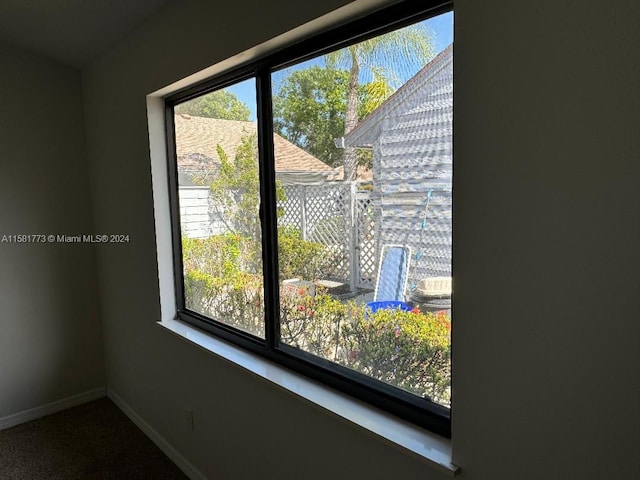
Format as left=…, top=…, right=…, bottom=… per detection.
left=83, top=0, right=640, bottom=479
left=0, top=41, right=105, bottom=418
left=453, top=1, right=639, bottom=477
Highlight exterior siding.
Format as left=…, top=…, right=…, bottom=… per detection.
left=356, top=46, right=454, bottom=293
left=179, top=186, right=225, bottom=239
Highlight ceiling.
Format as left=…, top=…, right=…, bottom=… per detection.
left=0, top=0, right=174, bottom=68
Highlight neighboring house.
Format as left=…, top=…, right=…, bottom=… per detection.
left=344, top=44, right=453, bottom=291
left=174, top=114, right=335, bottom=237
left=175, top=114, right=334, bottom=185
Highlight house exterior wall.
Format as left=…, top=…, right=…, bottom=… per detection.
left=372, top=49, right=453, bottom=289
left=178, top=186, right=228, bottom=239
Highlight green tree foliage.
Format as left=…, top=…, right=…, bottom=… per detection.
left=273, top=66, right=389, bottom=169
left=273, top=67, right=349, bottom=167
left=175, top=89, right=251, bottom=120
left=208, top=132, right=285, bottom=242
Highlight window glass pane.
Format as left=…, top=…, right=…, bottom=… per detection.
left=272, top=13, right=453, bottom=407
left=174, top=79, right=265, bottom=337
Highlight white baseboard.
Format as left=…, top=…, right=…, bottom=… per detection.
left=0, top=386, right=107, bottom=431
left=107, top=388, right=208, bottom=480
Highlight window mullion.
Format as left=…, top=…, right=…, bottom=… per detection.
left=256, top=68, right=280, bottom=349
left=165, top=103, right=186, bottom=312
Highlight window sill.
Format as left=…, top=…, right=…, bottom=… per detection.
left=158, top=318, right=459, bottom=476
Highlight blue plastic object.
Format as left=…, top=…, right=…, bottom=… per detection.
left=366, top=301, right=412, bottom=313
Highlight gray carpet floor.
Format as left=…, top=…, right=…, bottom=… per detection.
left=0, top=397, right=189, bottom=479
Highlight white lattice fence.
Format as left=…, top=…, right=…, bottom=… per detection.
left=183, top=181, right=449, bottom=295
left=182, top=182, right=378, bottom=292
left=279, top=184, right=354, bottom=284
left=355, top=191, right=377, bottom=288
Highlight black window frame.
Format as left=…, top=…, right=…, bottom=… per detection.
left=165, top=0, right=453, bottom=438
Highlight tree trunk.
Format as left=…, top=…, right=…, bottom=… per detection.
left=343, top=50, right=360, bottom=182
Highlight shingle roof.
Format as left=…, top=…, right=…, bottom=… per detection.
left=174, top=115, right=333, bottom=173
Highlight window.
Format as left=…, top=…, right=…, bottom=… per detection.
left=166, top=0, right=453, bottom=437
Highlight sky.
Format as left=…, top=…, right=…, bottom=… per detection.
left=226, top=11, right=453, bottom=121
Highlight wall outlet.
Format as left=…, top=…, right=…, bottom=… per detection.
left=185, top=409, right=194, bottom=431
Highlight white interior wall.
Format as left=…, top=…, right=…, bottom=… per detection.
left=0, top=41, right=105, bottom=420
left=83, top=0, right=639, bottom=479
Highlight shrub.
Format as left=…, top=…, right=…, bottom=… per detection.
left=278, top=227, right=334, bottom=281
left=182, top=233, right=451, bottom=406
left=280, top=290, right=347, bottom=358
left=182, top=229, right=334, bottom=335
left=182, top=233, right=260, bottom=277
left=341, top=306, right=451, bottom=405
left=184, top=268, right=263, bottom=336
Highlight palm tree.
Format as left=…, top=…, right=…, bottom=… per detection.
left=326, top=24, right=434, bottom=181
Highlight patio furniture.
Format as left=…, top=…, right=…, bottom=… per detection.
left=366, top=245, right=412, bottom=313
